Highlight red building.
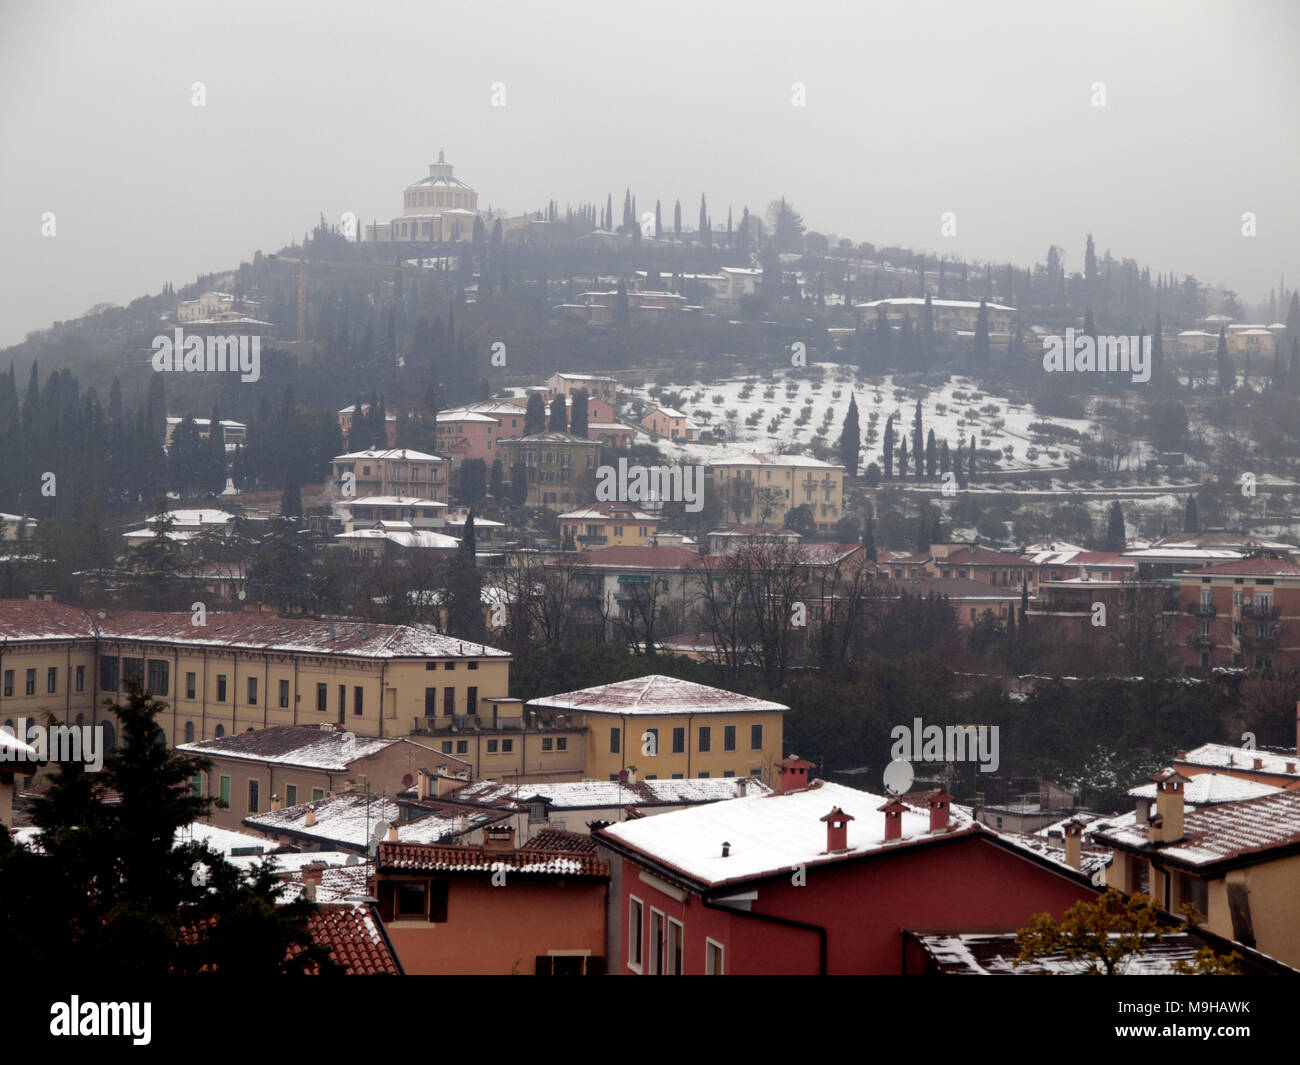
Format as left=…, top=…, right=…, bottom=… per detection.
left=1177, top=556, right=1300, bottom=673
left=595, top=758, right=1096, bottom=974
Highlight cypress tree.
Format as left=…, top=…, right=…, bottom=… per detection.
left=1105, top=500, right=1126, bottom=552
left=839, top=394, right=860, bottom=477
left=864, top=517, right=877, bottom=562
left=925, top=429, right=937, bottom=479
left=445, top=512, right=485, bottom=641
left=570, top=390, right=589, bottom=438
left=968, top=434, right=976, bottom=481
left=1216, top=327, right=1233, bottom=393
left=1184, top=495, right=1199, bottom=533
left=883, top=415, right=895, bottom=479
left=548, top=395, right=568, bottom=433
left=524, top=393, right=546, bottom=435
left=912, top=400, right=924, bottom=479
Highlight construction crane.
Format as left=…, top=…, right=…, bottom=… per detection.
left=265, top=253, right=451, bottom=343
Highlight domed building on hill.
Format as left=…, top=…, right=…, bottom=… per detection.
left=366, top=151, right=479, bottom=243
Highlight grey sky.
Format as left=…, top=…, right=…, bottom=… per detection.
left=1, top=0, right=1296, bottom=347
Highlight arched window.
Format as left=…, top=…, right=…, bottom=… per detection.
left=75, top=713, right=84, bottom=727
left=101, top=722, right=116, bottom=753
left=215, top=724, right=225, bottom=738
left=184, top=721, right=195, bottom=744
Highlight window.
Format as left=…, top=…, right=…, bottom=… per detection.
left=246, top=677, right=258, bottom=706
left=556, top=737, right=567, bottom=751
left=542, top=737, right=554, bottom=751
left=317, top=683, right=327, bottom=711
left=123, top=658, right=144, bottom=686
left=75, top=666, right=84, bottom=692
left=698, top=727, right=711, bottom=753
left=644, top=727, right=659, bottom=755
left=338, top=685, right=346, bottom=716
left=502, top=739, right=513, bottom=753
left=25, top=669, right=35, bottom=695
left=215, top=724, right=225, bottom=738
left=444, top=687, right=455, bottom=715
left=2, top=671, right=9, bottom=697
left=184, top=721, right=195, bottom=743
left=445, top=662, right=455, bottom=671
left=610, top=727, right=621, bottom=754
left=666, top=919, right=683, bottom=975
left=724, top=770, right=735, bottom=777
left=396, top=882, right=427, bottom=918
left=628, top=898, right=644, bottom=972
left=186, top=672, right=197, bottom=699
left=724, top=725, right=736, bottom=751
left=46, top=667, right=56, bottom=693
left=648, top=910, right=665, bottom=975
left=672, top=727, right=685, bottom=754
left=312, top=788, right=324, bottom=801
left=279, top=679, right=290, bottom=708
left=147, top=659, right=169, bottom=696
left=456, top=740, right=468, bottom=754
left=467, top=686, right=478, bottom=716
left=672, top=773, right=683, bottom=779
left=248, top=779, right=260, bottom=813
left=487, top=739, right=499, bottom=753
left=354, top=686, right=364, bottom=716
left=698, top=771, right=710, bottom=778
left=191, top=773, right=202, bottom=798
left=751, top=724, right=763, bottom=750
left=285, top=785, right=297, bottom=807
left=219, top=776, right=231, bottom=806
left=217, top=675, right=227, bottom=702
left=439, top=741, right=452, bottom=753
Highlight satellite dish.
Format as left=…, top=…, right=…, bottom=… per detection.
left=345, top=855, right=359, bottom=866
left=882, top=759, right=915, bottom=796
left=401, top=773, right=414, bottom=789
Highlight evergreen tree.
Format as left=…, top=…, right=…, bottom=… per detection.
left=912, top=400, right=924, bottom=480
left=524, top=393, right=546, bottom=434
left=445, top=512, right=485, bottom=641
left=737, top=206, right=750, bottom=255
left=1105, top=500, right=1126, bottom=552
left=206, top=404, right=226, bottom=493
left=1152, top=314, right=1164, bottom=382
left=548, top=395, right=568, bottom=433
left=510, top=463, right=529, bottom=507
left=1019, top=580, right=1029, bottom=633
left=1183, top=495, right=1199, bottom=533
left=490, top=459, right=504, bottom=499
left=883, top=415, right=895, bottom=479
left=973, top=299, right=990, bottom=370
left=280, top=463, right=303, bottom=519
left=570, top=390, right=589, bottom=438
left=968, top=435, right=976, bottom=481
left=925, top=429, right=937, bottom=479
left=654, top=200, right=662, bottom=238
left=1216, top=327, right=1233, bottom=393
left=940, top=439, right=951, bottom=476
left=614, top=279, right=630, bottom=325
left=248, top=516, right=311, bottom=612
left=921, top=293, right=934, bottom=369
left=674, top=200, right=681, bottom=235
left=839, top=394, right=860, bottom=477
left=898, top=437, right=909, bottom=479
left=863, top=517, right=877, bottom=562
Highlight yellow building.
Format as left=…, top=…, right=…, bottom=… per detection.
left=0, top=600, right=510, bottom=752
left=1098, top=768, right=1300, bottom=969
left=527, top=674, right=787, bottom=787
left=707, top=452, right=845, bottom=532
left=559, top=502, right=659, bottom=550
left=366, top=151, right=480, bottom=243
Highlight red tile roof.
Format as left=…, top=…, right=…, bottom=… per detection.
left=377, top=841, right=608, bottom=878
left=523, top=829, right=600, bottom=854
left=296, top=904, right=402, bottom=975
left=576, top=545, right=700, bottom=569
left=938, top=547, right=1031, bottom=567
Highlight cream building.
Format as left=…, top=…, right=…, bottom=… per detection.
left=707, top=452, right=845, bottom=532
left=366, top=151, right=479, bottom=243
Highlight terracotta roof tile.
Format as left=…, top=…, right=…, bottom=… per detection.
left=378, top=841, right=608, bottom=878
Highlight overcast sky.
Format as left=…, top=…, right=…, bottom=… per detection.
left=1, top=0, right=1296, bottom=347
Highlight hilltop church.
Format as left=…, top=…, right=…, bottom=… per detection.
left=366, top=151, right=480, bottom=243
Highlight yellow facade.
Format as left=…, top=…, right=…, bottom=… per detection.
left=560, top=515, right=659, bottom=549
left=710, top=459, right=845, bottom=532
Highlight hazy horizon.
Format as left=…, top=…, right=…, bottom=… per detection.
left=2, top=0, right=1297, bottom=347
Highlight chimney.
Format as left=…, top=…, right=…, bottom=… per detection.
left=305, top=805, right=317, bottom=827
left=777, top=754, right=814, bottom=794
left=1253, top=757, right=1264, bottom=771
left=625, top=765, right=638, bottom=785
left=1175, top=750, right=1187, bottom=761
left=1149, top=768, right=1188, bottom=844
left=437, top=773, right=461, bottom=798
left=270, top=793, right=283, bottom=812
left=927, top=788, right=953, bottom=833
left=1063, top=818, right=1084, bottom=871
left=416, top=768, right=434, bottom=800
left=387, top=822, right=399, bottom=843
left=483, top=824, right=515, bottom=852
left=721, top=841, right=731, bottom=858
left=878, top=797, right=908, bottom=842
left=302, top=861, right=325, bottom=901
left=820, top=806, right=854, bottom=853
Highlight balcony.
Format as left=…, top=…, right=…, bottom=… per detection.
left=1186, top=602, right=1216, bottom=617
left=1186, top=632, right=1214, bottom=649
left=1252, top=604, right=1279, bottom=620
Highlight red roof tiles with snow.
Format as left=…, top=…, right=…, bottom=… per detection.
left=575, top=545, right=700, bottom=569
left=378, top=841, right=608, bottom=878
left=1177, top=557, right=1300, bottom=578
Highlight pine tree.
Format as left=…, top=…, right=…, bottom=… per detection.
left=883, top=415, right=895, bottom=479
left=548, top=395, right=568, bottom=433
left=570, top=389, right=589, bottom=438
left=1152, top=314, right=1164, bottom=382
left=912, top=400, right=924, bottom=480
left=445, top=512, right=486, bottom=641
left=968, top=434, right=976, bottom=481
left=839, top=394, right=860, bottom=477
left=1105, top=500, right=1126, bottom=552
left=925, top=429, right=937, bottom=479
left=1216, top=327, right=1233, bottom=394
left=863, top=517, right=877, bottom=562
left=940, top=440, right=951, bottom=476
left=524, top=393, right=546, bottom=435
left=1183, top=495, right=1199, bottom=533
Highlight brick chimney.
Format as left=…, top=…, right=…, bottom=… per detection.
left=927, top=788, right=953, bottom=833
left=437, top=773, right=462, bottom=799
left=1063, top=818, right=1084, bottom=871
left=301, top=861, right=326, bottom=902
left=270, top=793, right=283, bottom=812
left=777, top=754, right=815, bottom=794
left=483, top=824, right=516, bottom=852
left=820, top=806, right=854, bottom=853
left=387, top=822, right=399, bottom=843
left=1148, top=768, right=1188, bottom=844
left=416, top=768, right=434, bottom=800
left=878, top=797, right=908, bottom=842
left=305, top=805, right=317, bottom=827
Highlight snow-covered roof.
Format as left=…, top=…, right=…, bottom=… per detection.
left=559, top=502, right=658, bottom=522
left=855, top=297, right=1018, bottom=313
left=332, top=448, right=443, bottom=463
left=245, top=794, right=502, bottom=850
left=345, top=495, right=447, bottom=508
left=1177, top=744, right=1300, bottom=777
left=336, top=528, right=459, bottom=549
left=444, top=775, right=769, bottom=810
left=528, top=674, right=787, bottom=717
left=706, top=451, right=843, bottom=470
left=177, top=725, right=402, bottom=771
left=437, top=411, right=499, bottom=423
left=1127, top=772, right=1280, bottom=804
left=601, top=779, right=975, bottom=887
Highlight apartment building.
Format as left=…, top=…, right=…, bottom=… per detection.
left=707, top=452, right=844, bottom=532
left=559, top=502, right=660, bottom=550
left=331, top=448, right=447, bottom=503
left=1177, top=556, right=1300, bottom=672
left=497, top=432, right=603, bottom=509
